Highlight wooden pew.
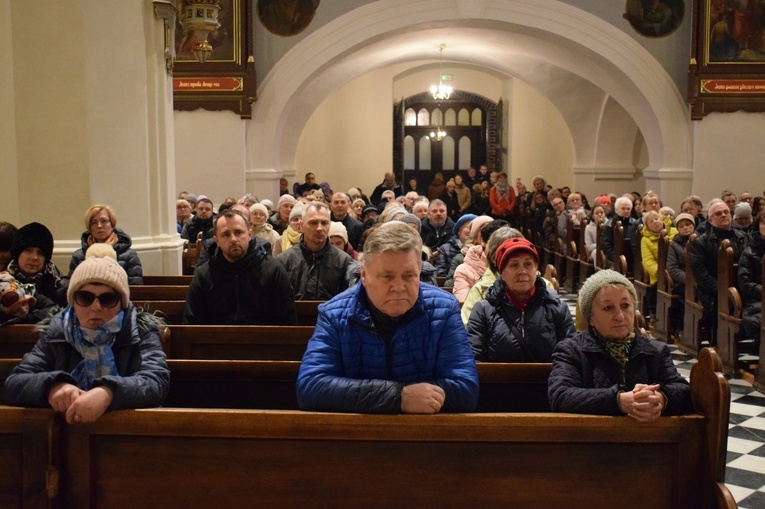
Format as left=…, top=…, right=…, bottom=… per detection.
left=142, top=275, right=193, bottom=285
left=165, top=325, right=315, bottom=360
left=129, top=285, right=189, bottom=301
left=563, top=215, right=580, bottom=293
left=0, top=348, right=722, bottom=509
left=654, top=231, right=677, bottom=343
left=632, top=224, right=652, bottom=321
left=612, top=220, right=631, bottom=277
left=593, top=222, right=607, bottom=271
left=132, top=300, right=323, bottom=326
left=181, top=233, right=204, bottom=275
left=716, top=239, right=751, bottom=377
left=0, top=324, right=39, bottom=358
left=755, top=256, right=765, bottom=393
left=0, top=406, right=59, bottom=509
left=680, top=234, right=707, bottom=356
left=578, top=218, right=594, bottom=286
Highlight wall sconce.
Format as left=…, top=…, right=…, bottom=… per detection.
left=181, top=0, right=221, bottom=63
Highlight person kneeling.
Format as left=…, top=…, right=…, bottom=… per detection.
left=4, top=245, right=170, bottom=423
left=548, top=270, right=692, bottom=422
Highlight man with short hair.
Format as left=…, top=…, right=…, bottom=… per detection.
left=478, top=165, right=490, bottom=184
left=296, top=221, right=479, bottom=414
left=721, top=191, right=737, bottom=214
left=330, top=192, right=364, bottom=249
left=739, top=191, right=754, bottom=206
left=370, top=172, right=404, bottom=205
left=295, top=172, right=322, bottom=197
left=276, top=202, right=353, bottom=300
left=420, top=199, right=455, bottom=251
left=690, top=199, right=747, bottom=341
left=183, top=210, right=296, bottom=325
left=181, top=198, right=215, bottom=241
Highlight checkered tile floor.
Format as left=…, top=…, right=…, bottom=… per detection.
left=556, top=291, right=765, bottom=508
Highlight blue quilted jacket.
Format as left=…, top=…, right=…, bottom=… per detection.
left=297, top=282, right=479, bottom=413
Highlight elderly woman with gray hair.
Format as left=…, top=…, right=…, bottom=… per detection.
left=548, top=270, right=692, bottom=421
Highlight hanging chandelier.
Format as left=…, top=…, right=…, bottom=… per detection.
left=429, top=44, right=452, bottom=101
left=430, top=128, right=446, bottom=142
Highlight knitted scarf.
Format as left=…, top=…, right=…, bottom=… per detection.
left=7, top=259, right=61, bottom=287
left=87, top=231, right=118, bottom=247
left=63, top=306, right=124, bottom=390
left=592, top=327, right=635, bottom=368
left=281, top=226, right=302, bottom=252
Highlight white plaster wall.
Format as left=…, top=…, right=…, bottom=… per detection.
left=173, top=110, right=248, bottom=205
left=293, top=68, right=394, bottom=199
left=509, top=79, right=575, bottom=188
left=0, top=0, right=19, bottom=224
left=693, top=112, right=765, bottom=203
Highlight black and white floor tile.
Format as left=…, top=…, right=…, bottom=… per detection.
left=557, top=291, right=765, bottom=508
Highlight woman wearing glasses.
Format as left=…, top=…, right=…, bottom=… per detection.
left=66, top=204, right=143, bottom=285
left=4, top=245, right=169, bottom=423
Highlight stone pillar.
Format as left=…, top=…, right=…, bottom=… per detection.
left=4, top=0, right=182, bottom=274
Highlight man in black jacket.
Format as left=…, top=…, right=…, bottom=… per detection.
left=689, top=199, right=747, bottom=342
left=183, top=210, right=296, bottom=325
left=276, top=202, right=353, bottom=300
left=420, top=199, right=455, bottom=253
left=181, top=198, right=215, bottom=241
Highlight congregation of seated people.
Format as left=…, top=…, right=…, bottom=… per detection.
left=3, top=169, right=764, bottom=421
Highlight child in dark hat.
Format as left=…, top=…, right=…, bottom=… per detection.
left=7, top=222, right=64, bottom=305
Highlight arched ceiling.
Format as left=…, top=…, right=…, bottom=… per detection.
left=250, top=0, right=691, bottom=175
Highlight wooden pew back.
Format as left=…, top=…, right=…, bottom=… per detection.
left=654, top=231, right=676, bottom=342
left=716, top=239, right=747, bottom=376
left=681, top=234, right=706, bottom=356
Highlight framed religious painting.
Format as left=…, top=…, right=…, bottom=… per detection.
left=688, top=0, right=765, bottom=119
left=172, top=0, right=257, bottom=118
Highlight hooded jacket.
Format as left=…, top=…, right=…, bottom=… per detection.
left=184, top=239, right=296, bottom=325
left=296, top=282, right=479, bottom=413
left=467, top=276, right=575, bottom=362
left=4, top=304, right=169, bottom=410
left=452, top=245, right=488, bottom=302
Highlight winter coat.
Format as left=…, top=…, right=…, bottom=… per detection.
left=276, top=238, right=353, bottom=301
left=184, top=240, right=297, bottom=325
left=421, top=217, right=455, bottom=251
left=68, top=228, right=143, bottom=285
left=460, top=268, right=496, bottom=326
left=489, top=185, right=517, bottom=218
left=267, top=212, right=288, bottom=236
left=454, top=184, right=472, bottom=214
left=467, top=276, right=575, bottom=362
left=548, top=328, right=693, bottom=416
left=738, top=233, right=765, bottom=338
left=601, top=215, right=638, bottom=263
left=440, top=189, right=461, bottom=220
left=690, top=226, right=747, bottom=310
left=251, top=223, right=281, bottom=255
left=640, top=227, right=676, bottom=285
left=452, top=245, right=488, bottom=302
left=666, top=234, right=689, bottom=291
left=435, top=237, right=462, bottom=277
left=0, top=292, right=59, bottom=326
left=296, top=282, right=479, bottom=413
left=4, top=304, right=170, bottom=410
left=181, top=215, right=215, bottom=242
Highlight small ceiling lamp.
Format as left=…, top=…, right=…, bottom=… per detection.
left=429, top=127, right=447, bottom=142
left=429, top=44, right=452, bottom=101
left=182, top=0, right=221, bottom=63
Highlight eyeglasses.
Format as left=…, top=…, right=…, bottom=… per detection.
left=73, top=290, right=121, bottom=308
left=89, top=219, right=111, bottom=227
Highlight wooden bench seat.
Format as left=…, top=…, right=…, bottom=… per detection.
left=0, top=349, right=734, bottom=509
left=165, top=325, right=315, bottom=360
left=131, top=300, right=323, bottom=326
left=142, top=275, right=193, bottom=285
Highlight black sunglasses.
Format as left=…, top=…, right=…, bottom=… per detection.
left=73, top=290, right=121, bottom=309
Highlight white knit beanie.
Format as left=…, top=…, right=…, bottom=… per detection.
left=578, top=270, right=637, bottom=321
left=67, top=245, right=130, bottom=308
left=328, top=222, right=348, bottom=244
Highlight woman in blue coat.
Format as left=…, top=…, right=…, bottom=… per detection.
left=4, top=245, right=169, bottom=424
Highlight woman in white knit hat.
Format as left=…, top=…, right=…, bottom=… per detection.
left=548, top=269, right=692, bottom=421
left=249, top=203, right=281, bottom=255
left=4, top=244, right=169, bottom=424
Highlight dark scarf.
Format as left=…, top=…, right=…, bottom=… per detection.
left=592, top=327, right=636, bottom=368
left=7, top=259, right=61, bottom=289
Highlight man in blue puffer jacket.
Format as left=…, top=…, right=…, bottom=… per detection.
left=297, top=221, right=479, bottom=414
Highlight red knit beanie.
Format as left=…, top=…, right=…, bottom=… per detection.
left=495, top=238, right=538, bottom=273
